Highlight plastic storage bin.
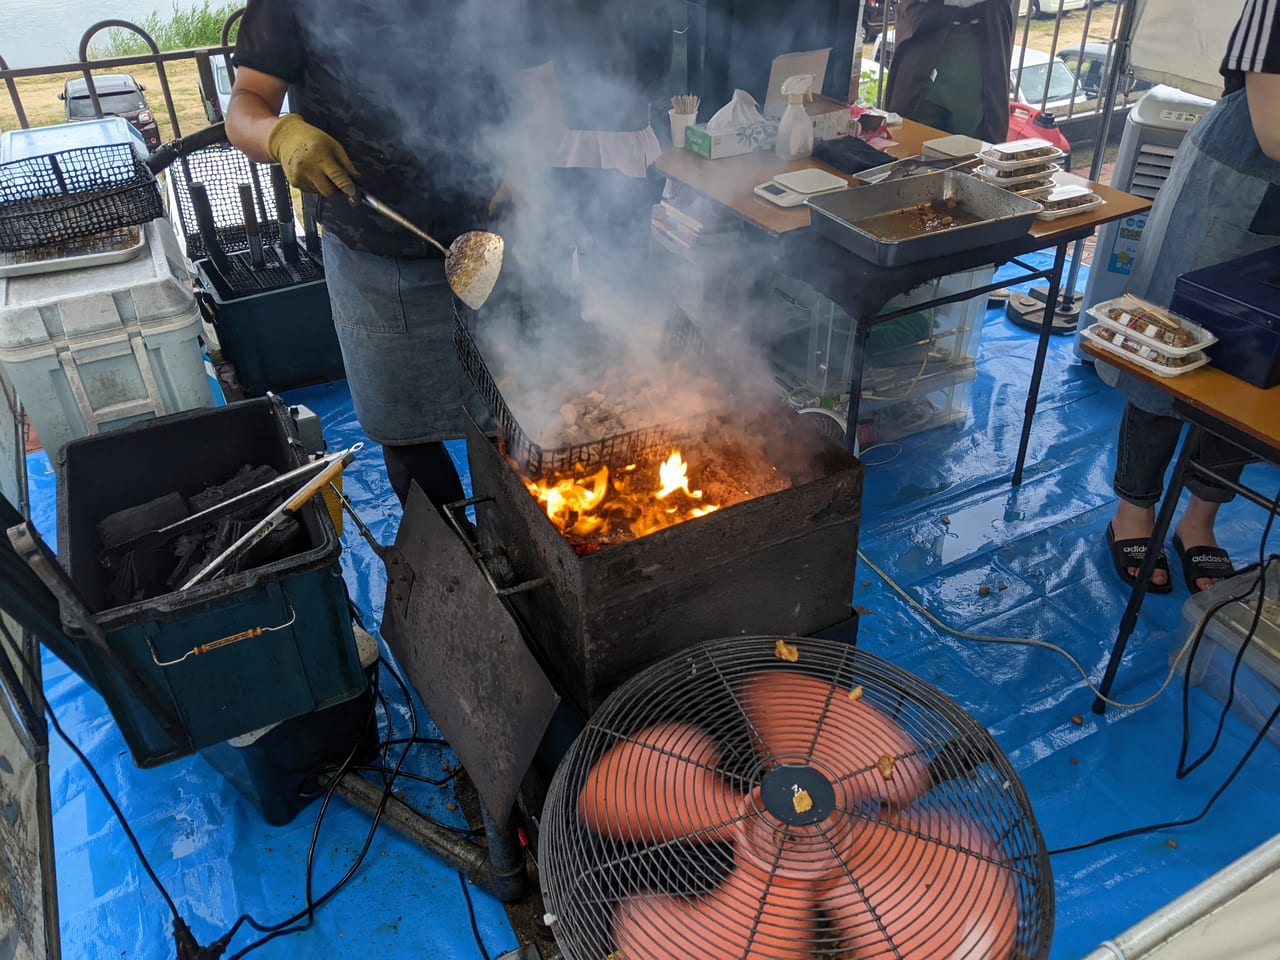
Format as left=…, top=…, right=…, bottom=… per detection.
left=195, top=259, right=344, bottom=397
left=858, top=361, right=978, bottom=444
left=57, top=396, right=364, bottom=768
left=199, top=626, right=379, bottom=825
left=0, top=218, right=213, bottom=464
left=1179, top=559, right=1280, bottom=749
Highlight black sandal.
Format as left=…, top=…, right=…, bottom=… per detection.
left=1105, top=523, right=1172, bottom=594
left=1172, top=534, right=1235, bottom=595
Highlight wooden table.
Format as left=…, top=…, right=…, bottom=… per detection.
left=655, top=120, right=1152, bottom=483
left=1082, top=341, right=1280, bottom=712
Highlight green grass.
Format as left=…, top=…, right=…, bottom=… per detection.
left=91, top=1, right=241, bottom=56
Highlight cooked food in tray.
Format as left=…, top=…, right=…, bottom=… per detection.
left=1011, top=177, right=1056, bottom=198
left=1092, top=294, right=1217, bottom=353
left=856, top=198, right=985, bottom=241
left=985, top=161, right=1056, bottom=180
left=1040, top=186, right=1099, bottom=213
left=1088, top=324, right=1198, bottom=367
left=979, top=138, right=1063, bottom=166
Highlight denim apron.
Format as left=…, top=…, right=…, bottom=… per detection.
left=1100, top=89, right=1280, bottom=412
left=323, top=234, right=490, bottom=446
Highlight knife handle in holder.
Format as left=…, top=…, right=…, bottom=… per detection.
left=239, top=182, right=265, bottom=270
left=189, top=181, right=233, bottom=282
left=269, top=165, right=300, bottom=264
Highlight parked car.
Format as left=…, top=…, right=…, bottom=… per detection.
left=59, top=74, right=160, bottom=148
left=199, top=55, right=290, bottom=123
left=861, top=0, right=896, bottom=42
left=1019, top=0, right=1092, bottom=17
left=1057, top=42, right=1153, bottom=101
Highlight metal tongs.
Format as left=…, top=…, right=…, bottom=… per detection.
left=182, top=444, right=362, bottom=589
left=358, top=191, right=504, bottom=309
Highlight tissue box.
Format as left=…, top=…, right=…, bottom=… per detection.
left=684, top=120, right=779, bottom=160
left=807, top=95, right=852, bottom=141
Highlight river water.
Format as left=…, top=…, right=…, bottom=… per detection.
left=0, top=0, right=205, bottom=68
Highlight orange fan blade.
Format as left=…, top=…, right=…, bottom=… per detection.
left=821, top=809, right=1019, bottom=960
left=740, top=672, right=931, bottom=810
left=578, top=722, right=742, bottom=843
left=612, top=858, right=818, bottom=960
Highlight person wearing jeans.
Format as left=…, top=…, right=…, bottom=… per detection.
left=1103, top=0, right=1280, bottom=593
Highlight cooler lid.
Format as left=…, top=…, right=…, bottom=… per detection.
left=1175, top=245, right=1280, bottom=334
left=1, top=118, right=146, bottom=164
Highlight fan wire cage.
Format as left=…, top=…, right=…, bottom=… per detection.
left=540, top=636, right=1054, bottom=960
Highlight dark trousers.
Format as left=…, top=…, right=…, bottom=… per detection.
left=1113, top=402, right=1251, bottom=507
left=383, top=441, right=465, bottom=513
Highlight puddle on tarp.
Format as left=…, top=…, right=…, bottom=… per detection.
left=37, top=255, right=1280, bottom=959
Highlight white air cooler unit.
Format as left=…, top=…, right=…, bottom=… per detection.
left=1075, top=85, right=1214, bottom=357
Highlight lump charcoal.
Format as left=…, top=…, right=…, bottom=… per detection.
left=96, top=492, right=191, bottom=552
left=188, top=464, right=280, bottom=513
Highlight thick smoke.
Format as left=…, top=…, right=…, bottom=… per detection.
left=295, top=0, right=833, bottom=466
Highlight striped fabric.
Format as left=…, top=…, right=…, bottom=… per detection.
left=1223, top=0, right=1280, bottom=91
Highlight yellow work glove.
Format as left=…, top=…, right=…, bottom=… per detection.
left=266, top=114, right=358, bottom=198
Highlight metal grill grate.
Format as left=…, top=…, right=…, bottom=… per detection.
left=0, top=144, right=163, bottom=252
left=539, top=636, right=1055, bottom=960
left=453, top=296, right=711, bottom=478
left=171, top=143, right=282, bottom=260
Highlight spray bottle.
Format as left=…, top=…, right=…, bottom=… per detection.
left=775, top=73, right=816, bottom=161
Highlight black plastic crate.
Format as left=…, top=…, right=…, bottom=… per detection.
left=172, top=143, right=283, bottom=260
left=0, top=143, right=163, bottom=252
left=57, top=396, right=364, bottom=767
left=196, top=259, right=345, bottom=397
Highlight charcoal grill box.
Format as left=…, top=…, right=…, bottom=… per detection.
left=1170, top=245, right=1280, bottom=389
left=194, top=257, right=344, bottom=397
left=56, top=396, right=364, bottom=767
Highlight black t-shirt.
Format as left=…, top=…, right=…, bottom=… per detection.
left=1222, top=0, right=1280, bottom=94
left=234, top=0, right=533, bottom=258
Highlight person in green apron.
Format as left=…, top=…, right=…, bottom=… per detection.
left=882, top=0, right=1017, bottom=145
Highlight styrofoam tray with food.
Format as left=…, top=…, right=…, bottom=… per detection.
left=1035, top=184, right=1105, bottom=220
left=1081, top=323, right=1211, bottom=377
left=1088, top=294, right=1218, bottom=357
left=977, top=138, right=1066, bottom=169
left=974, top=162, right=1062, bottom=186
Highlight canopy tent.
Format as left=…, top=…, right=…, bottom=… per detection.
left=1128, top=0, right=1247, bottom=100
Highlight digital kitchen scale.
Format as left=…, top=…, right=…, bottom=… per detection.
left=754, top=168, right=850, bottom=207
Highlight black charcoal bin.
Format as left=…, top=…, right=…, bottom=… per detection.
left=56, top=396, right=363, bottom=768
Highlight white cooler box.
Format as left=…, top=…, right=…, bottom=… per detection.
left=0, top=218, right=213, bottom=464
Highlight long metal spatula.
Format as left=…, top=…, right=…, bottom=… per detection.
left=359, top=191, right=504, bottom=310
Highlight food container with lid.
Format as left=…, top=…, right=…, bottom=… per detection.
left=974, top=162, right=1062, bottom=186
left=1081, top=323, right=1211, bottom=377
left=977, top=138, right=1065, bottom=169
left=1035, top=184, right=1104, bottom=220
left=1088, top=295, right=1216, bottom=357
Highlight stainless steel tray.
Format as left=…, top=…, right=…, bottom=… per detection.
left=806, top=170, right=1044, bottom=267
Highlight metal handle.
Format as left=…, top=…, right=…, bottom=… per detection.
left=147, top=594, right=297, bottom=667
left=189, top=181, right=232, bottom=278
left=359, top=192, right=450, bottom=257
left=270, top=165, right=300, bottom=263
left=441, top=496, right=547, bottom=598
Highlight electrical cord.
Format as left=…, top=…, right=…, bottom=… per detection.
left=1049, top=482, right=1280, bottom=855
left=458, top=870, right=493, bottom=960
left=858, top=548, right=1203, bottom=711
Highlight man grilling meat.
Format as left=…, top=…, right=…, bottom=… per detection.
left=226, top=0, right=528, bottom=512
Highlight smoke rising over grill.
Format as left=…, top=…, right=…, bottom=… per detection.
left=292, top=0, right=825, bottom=466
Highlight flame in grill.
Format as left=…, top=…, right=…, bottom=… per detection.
left=524, top=450, right=719, bottom=544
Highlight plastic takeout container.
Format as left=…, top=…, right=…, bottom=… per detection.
left=974, top=162, right=1062, bottom=186
left=1088, top=295, right=1217, bottom=357
left=978, top=139, right=1065, bottom=169
left=1036, top=184, right=1104, bottom=220
left=1081, top=323, right=1210, bottom=377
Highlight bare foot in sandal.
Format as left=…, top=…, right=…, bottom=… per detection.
left=1173, top=496, right=1230, bottom=593
left=1110, top=501, right=1169, bottom=588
